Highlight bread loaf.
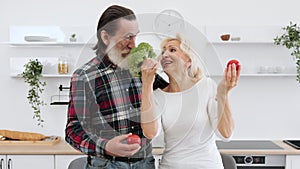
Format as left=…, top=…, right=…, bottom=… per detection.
left=0, top=130, right=46, bottom=141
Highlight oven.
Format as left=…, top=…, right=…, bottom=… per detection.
left=217, top=140, right=286, bottom=169
left=231, top=154, right=285, bottom=169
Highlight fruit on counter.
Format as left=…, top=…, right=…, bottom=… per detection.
left=227, top=59, right=240, bottom=71
left=127, top=134, right=141, bottom=144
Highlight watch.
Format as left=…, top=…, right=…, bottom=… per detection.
left=153, top=9, right=185, bottom=39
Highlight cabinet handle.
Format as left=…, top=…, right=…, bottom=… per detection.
left=8, top=158, right=12, bottom=169
left=0, top=158, right=4, bottom=169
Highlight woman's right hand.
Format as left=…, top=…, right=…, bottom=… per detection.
left=141, top=58, right=158, bottom=85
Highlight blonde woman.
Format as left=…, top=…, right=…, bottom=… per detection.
left=140, top=34, right=241, bottom=169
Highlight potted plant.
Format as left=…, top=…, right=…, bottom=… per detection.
left=274, top=21, right=300, bottom=83
left=21, top=59, right=47, bottom=127
left=69, top=33, right=77, bottom=42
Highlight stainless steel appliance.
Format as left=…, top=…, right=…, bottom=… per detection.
left=217, top=141, right=285, bottom=169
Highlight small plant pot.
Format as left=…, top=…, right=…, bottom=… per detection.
left=69, top=37, right=77, bottom=42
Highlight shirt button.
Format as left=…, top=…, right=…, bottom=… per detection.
left=131, top=126, right=134, bottom=129
left=126, top=89, right=129, bottom=92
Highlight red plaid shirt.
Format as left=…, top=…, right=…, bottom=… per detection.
left=65, top=55, right=167, bottom=158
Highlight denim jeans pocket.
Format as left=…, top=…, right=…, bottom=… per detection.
left=143, top=156, right=155, bottom=169
left=87, top=157, right=109, bottom=169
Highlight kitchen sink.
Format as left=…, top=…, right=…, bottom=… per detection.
left=283, top=140, right=300, bottom=149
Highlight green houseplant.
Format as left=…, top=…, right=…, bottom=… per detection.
left=69, top=33, right=77, bottom=42
left=21, top=59, right=47, bottom=126
left=274, top=21, right=300, bottom=83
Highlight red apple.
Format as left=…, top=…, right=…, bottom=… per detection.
left=227, top=59, right=240, bottom=71
left=127, top=134, right=141, bottom=144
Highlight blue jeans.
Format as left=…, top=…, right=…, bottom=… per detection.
left=86, top=156, right=155, bottom=169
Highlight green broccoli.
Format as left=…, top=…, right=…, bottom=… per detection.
left=128, top=42, right=157, bottom=77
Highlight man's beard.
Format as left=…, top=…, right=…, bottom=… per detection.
left=107, top=46, right=129, bottom=69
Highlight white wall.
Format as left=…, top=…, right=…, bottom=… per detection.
left=1, top=0, right=300, bottom=140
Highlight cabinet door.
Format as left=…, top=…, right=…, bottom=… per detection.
left=55, top=155, right=86, bottom=169
left=0, top=155, right=6, bottom=169
left=7, top=155, right=54, bottom=169
left=286, top=155, right=300, bottom=169
left=153, top=155, right=162, bottom=169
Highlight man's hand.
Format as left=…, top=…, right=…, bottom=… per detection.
left=105, top=134, right=141, bottom=157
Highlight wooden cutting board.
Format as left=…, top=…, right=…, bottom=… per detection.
left=0, top=136, right=60, bottom=145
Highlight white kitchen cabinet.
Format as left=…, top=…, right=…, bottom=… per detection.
left=286, top=155, right=300, bottom=169
left=153, top=155, right=162, bottom=169
left=0, top=155, right=54, bottom=169
left=55, top=155, right=86, bottom=169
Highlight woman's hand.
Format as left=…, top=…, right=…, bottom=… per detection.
left=216, top=63, right=240, bottom=139
left=141, top=58, right=158, bottom=85
left=218, top=63, right=241, bottom=95
left=140, top=58, right=160, bottom=138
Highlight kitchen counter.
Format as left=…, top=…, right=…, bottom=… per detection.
left=0, top=140, right=165, bottom=155
left=0, top=140, right=82, bottom=155
left=218, top=140, right=300, bottom=155
left=0, top=140, right=299, bottom=155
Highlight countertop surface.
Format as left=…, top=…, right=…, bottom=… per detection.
left=0, top=140, right=83, bottom=155
left=218, top=140, right=300, bottom=155
left=0, top=140, right=299, bottom=155
left=0, top=140, right=164, bottom=155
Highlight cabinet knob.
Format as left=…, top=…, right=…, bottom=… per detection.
left=0, top=158, right=4, bottom=169
left=8, top=158, right=12, bottom=169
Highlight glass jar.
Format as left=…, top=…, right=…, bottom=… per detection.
left=58, top=57, right=68, bottom=74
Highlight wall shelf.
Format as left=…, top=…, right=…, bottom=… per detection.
left=242, top=73, right=297, bottom=77
left=4, top=25, right=96, bottom=47
left=209, top=41, right=276, bottom=45
left=42, top=74, right=72, bottom=78
left=2, top=42, right=95, bottom=47
left=10, top=73, right=72, bottom=78
left=6, top=26, right=95, bottom=77
left=9, top=57, right=74, bottom=78
left=209, top=74, right=297, bottom=77
left=50, top=102, right=69, bottom=105
left=204, top=25, right=284, bottom=44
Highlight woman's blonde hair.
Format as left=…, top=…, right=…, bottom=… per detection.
left=160, top=34, right=203, bottom=82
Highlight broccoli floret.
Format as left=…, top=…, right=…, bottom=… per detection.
left=128, top=42, right=157, bottom=77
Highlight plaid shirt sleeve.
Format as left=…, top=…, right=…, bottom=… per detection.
left=65, top=56, right=169, bottom=157
left=65, top=70, right=107, bottom=156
